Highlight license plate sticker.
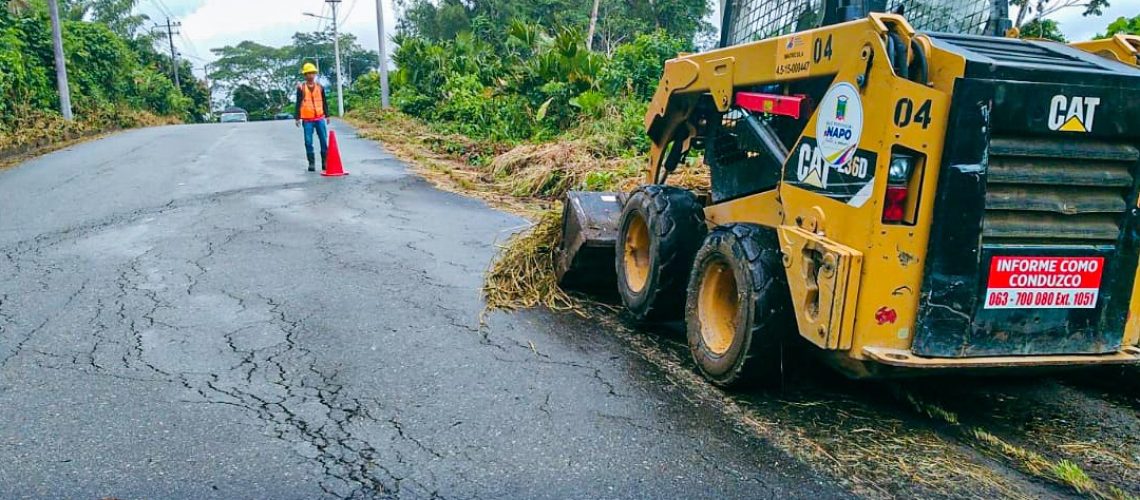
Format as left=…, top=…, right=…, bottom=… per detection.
left=984, top=256, right=1104, bottom=309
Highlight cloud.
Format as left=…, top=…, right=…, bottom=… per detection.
left=139, top=0, right=396, bottom=67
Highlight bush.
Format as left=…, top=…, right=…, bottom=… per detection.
left=0, top=5, right=191, bottom=132
left=388, top=20, right=686, bottom=149
left=600, top=30, right=690, bottom=100
left=346, top=71, right=382, bottom=110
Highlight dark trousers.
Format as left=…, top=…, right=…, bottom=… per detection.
left=303, top=119, right=329, bottom=157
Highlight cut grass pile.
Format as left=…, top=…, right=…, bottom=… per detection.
left=490, top=140, right=638, bottom=198
left=480, top=205, right=578, bottom=318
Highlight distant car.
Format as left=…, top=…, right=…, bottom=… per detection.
left=274, top=113, right=294, bottom=120
left=220, top=111, right=248, bottom=123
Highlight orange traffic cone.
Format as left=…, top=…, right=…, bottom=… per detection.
left=322, top=129, right=348, bottom=177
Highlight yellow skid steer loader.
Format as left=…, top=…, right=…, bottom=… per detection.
left=556, top=0, right=1140, bottom=385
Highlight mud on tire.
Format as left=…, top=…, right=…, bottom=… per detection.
left=685, top=223, right=793, bottom=388
left=615, top=185, right=706, bottom=322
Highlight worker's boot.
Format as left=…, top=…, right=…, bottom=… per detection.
left=307, top=153, right=316, bottom=172
left=321, top=152, right=328, bottom=172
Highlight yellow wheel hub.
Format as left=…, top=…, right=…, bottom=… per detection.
left=698, top=258, right=738, bottom=356
left=622, top=213, right=651, bottom=293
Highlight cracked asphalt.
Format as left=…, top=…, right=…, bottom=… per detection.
left=0, top=121, right=844, bottom=499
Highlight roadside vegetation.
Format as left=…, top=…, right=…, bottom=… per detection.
left=0, top=0, right=208, bottom=163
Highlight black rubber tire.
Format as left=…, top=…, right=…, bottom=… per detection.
left=615, top=185, right=706, bottom=322
left=685, top=224, right=793, bottom=388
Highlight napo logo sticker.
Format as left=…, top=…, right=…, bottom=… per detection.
left=813, top=82, right=864, bottom=180
left=1048, top=95, right=1100, bottom=133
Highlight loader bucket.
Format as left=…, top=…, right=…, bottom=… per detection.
left=556, top=191, right=624, bottom=291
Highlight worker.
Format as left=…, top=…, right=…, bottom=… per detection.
left=295, top=62, right=330, bottom=172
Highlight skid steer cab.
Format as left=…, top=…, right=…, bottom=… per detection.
left=555, top=11, right=1140, bottom=386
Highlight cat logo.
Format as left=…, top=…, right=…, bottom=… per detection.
left=1048, top=95, right=1101, bottom=133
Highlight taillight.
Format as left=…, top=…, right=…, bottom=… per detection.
left=883, top=185, right=908, bottom=223
left=882, top=153, right=916, bottom=224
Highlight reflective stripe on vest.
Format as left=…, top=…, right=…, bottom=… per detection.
left=300, top=84, right=325, bottom=120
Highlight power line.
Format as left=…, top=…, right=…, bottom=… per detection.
left=178, top=30, right=202, bottom=60
left=315, top=3, right=330, bottom=32
left=146, top=0, right=208, bottom=77
left=341, top=0, right=359, bottom=25
left=146, top=0, right=174, bottom=20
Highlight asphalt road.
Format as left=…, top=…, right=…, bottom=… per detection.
left=0, top=121, right=844, bottom=499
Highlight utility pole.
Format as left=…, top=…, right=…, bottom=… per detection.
left=201, top=62, right=212, bottom=116
left=47, top=0, right=73, bottom=121
left=327, top=0, right=345, bottom=116
left=375, top=0, right=390, bottom=108
left=154, top=18, right=183, bottom=90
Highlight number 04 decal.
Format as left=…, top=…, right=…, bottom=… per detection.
left=812, top=34, right=833, bottom=63
left=893, top=98, right=933, bottom=129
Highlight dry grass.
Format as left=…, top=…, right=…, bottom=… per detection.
left=490, top=140, right=636, bottom=197
left=480, top=205, right=581, bottom=320
left=0, top=109, right=179, bottom=169
left=900, top=390, right=1125, bottom=498
left=348, top=108, right=710, bottom=206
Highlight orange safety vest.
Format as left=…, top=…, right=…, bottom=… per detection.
left=299, top=83, right=325, bottom=121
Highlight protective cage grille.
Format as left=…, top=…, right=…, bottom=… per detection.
left=723, top=0, right=1000, bottom=47
left=705, top=108, right=785, bottom=202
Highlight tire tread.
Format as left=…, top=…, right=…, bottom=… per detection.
left=617, top=185, right=706, bottom=321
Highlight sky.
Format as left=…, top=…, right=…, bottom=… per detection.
left=134, top=0, right=397, bottom=78
left=1032, top=1, right=1139, bottom=40
left=138, top=0, right=1138, bottom=79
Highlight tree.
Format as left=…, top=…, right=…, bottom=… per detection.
left=394, top=0, right=709, bottom=51
left=1098, top=14, right=1140, bottom=37
left=1019, top=18, right=1067, bottom=41
left=208, top=41, right=294, bottom=113
left=231, top=84, right=269, bottom=117
left=289, top=31, right=377, bottom=86
left=207, top=31, right=379, bottom=118
left=586, top=0, right=600, bottom=50
left=85, top=0, right=148, bottom=37
left=1011, top=0, right=1111, bottom=29
left=0, top=0, right=194, bottom=123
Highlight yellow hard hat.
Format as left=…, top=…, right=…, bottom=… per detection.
left=301, top=62, right=318, bottom=74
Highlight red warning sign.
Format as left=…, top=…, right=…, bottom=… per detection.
left=984, top=256, right=1103, bottom=309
